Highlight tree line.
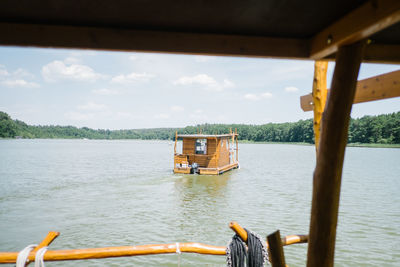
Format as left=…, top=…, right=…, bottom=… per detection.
left=1, top=111, right=399, bottom=144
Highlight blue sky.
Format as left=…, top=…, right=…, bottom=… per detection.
left=0, top=46, right=399, bottom=129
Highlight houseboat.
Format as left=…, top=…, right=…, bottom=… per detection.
left=173, top=131, right=239, bottom=175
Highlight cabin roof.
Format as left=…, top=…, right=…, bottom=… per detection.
left=0, top=0, right=399, bottom=63
left=177, top=134, right=237, bottom=139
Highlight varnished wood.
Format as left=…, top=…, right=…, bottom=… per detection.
left=301, top=69, right=400, bottom=111
left=312, top=61, right=329, bottom=152
left=310, top=0, right=400, bottom=59
left=307, top=41, right=365, bottom=267
left=267, top=230, right=286, bottom=267
left=27, top=231, right=59, bottom=265
left=175, top=134, right=238, bottom=175
left=174, top=131, right=177, bottom=155
left=281, top=235, right=308, bottom=246
left=229, top=221, right=248, bottom=242
left=0, top=232, right=307, bottom=263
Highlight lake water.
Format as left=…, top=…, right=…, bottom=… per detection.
left=0, top=139, right=399, bottom=266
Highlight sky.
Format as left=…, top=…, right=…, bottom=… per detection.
left=0, top=46, right=399, bottom=130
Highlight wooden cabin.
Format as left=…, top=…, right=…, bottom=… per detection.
left=173, top=132, right=239, bottom=175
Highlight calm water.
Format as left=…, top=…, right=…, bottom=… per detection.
left=0, top=139, right=399, bottom=266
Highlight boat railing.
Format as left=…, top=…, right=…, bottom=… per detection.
left=0, top=222, right=308, bottom=265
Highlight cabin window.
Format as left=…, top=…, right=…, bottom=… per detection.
left=195, top=139, right=207, bottom=154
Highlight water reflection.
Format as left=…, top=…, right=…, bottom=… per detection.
left=174, top=172, right=232, bottom=198
left=172, top=172, right=234, bottom=239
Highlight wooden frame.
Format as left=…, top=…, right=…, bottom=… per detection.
left=307, top=42, right=365, bottom=267
left=1, top=0, right=399, bottom=63
left=300, top=69, right=400, bottom=112
left=0, top=22, right=309, bottom=60
left=310, top=0, right=400, bottom=59
left=312, top=61, right=328, bottom=152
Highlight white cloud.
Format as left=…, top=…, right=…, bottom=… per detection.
left=65, top=111, right=94, bottom=121
left=244, top=92, right=273, bottom=101
left=111, top=72, right=155, bottom=84
left=195, top=109, right=203, bottom=114
left=223, top=79, right=235, bottom=88
left=174, top=74, right=234, bottom=91
left=285, top=86, right=299, bottom=92
left=154, top=113, right=170, bottom=119
left=77, top=102, right=108, bottom=111
left=1, top=79, right=40, bottom=88
left=92, top=88, right=120, bottom=95
left=0, top=65, right=39, bottom=88
left=129, top=55, right=137, bottom=61
left=244, top=93, right=259, bottom=101
left=170, top=105, right=184, bottom=112
left=42, top=60, right=104, bottom=82
left=261, top=92, right=273, bottom=98
left=0, top=65, right=9, bottom=77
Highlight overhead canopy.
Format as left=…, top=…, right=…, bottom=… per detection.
left=0, top=0, right=399, bottom=63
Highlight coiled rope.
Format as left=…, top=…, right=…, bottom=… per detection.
left=226, top=229, right=268, bottom=267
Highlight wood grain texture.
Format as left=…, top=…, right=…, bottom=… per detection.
left=307, top=41, right=365, bottom=267
left=267, top=230, right=286, bottom=267
left=0, top=232, right=308, bottom=263
left=0, top=22, right=309, bottom=60
left=310, top=0, right=400, bottom=59
left=301, top=69, right=400, bottom=111
left=312, top=61, right=329, bottom=152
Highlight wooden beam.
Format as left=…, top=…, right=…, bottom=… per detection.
left=267, top=230, right=286, bottom=267
left=0, top=22, right=309, bottom=59
left=300, top=69, right=400, bottom=112
left=312, top=61, right=329, bottom=152
left=307, top=41, right=365, bottom=267
left=325, top=44, right=400, bottom=64
left=362, top=44, right=400, bottom=64
left=310, top=0, right=400, bottom=59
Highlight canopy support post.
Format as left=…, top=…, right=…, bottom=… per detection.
left=312, top=61, right=328, bottom=152
left=307, top=41, right=365, bottom=267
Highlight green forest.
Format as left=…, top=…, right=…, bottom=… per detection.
left=1, top=111, right=399, bottom=144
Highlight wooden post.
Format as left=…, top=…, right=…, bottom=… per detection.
left=235, top=135, right=238, bottom=163
left=312, top=61, right=328, bottom=152
left=307, top=41, right=365, bottom=267
left=174, top=131, right=177, bottom=155
left=267, top=230, right=286, bottom=267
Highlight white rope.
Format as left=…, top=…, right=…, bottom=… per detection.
left=175, top=242, right=181, bottom=254
left=175, top=242, right=181, bottom=267
left=34, top=246, right=48, bottom=267
left=16, top=244, right=37, bottom=267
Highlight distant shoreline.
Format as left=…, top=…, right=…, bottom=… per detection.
left=2, top=137, right=399, bottom=148
left=238, top=140, right=400, bottom=148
